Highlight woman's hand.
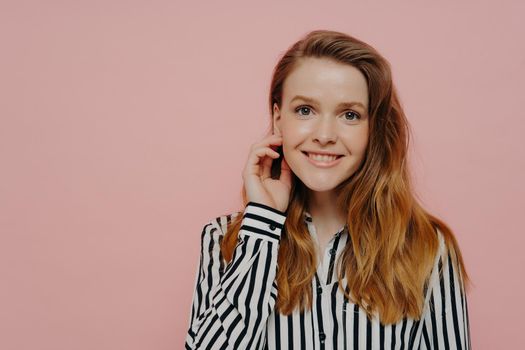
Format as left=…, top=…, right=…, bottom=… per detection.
left=242, top=134, right=293, bottom=213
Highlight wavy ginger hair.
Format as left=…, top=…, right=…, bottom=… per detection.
left=220, top=29, right=471, bottom=325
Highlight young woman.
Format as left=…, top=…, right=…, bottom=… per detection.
left=185, top=30, right=471, bottom=349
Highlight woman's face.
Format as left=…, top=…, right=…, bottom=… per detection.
left=273, top=57, right=369, bottom=193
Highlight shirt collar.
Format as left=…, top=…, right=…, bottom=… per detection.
left=304, top=210, right=348, bottom=236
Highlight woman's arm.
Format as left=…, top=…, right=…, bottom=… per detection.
left=419, top=232, right=472, bottom=350
left=184, top=201, right=287, bottom=349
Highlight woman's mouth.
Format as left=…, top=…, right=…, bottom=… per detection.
left=302, top=151, right=344, bottom=168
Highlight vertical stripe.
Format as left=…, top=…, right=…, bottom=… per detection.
left=255, top=329, right=264, bottom=349
left=327, top=232, right=342, bottom=284
left=464, top=291, right=471, bottom=350
left=287, top=313, right=294, bottom=349
left=315, top=274, right=326, bottom=350
left=422, top=319, right=431, bottom=349
left=244, top=243, right=268, bottom=349
left=310, top=291, right=318, bottom=350
left=407, top=318, right=420, bottom=349
left=379, top=322, right=385, bottom=350
left=261, top=322, right=269, bottom=350
left=204, top=223, right=216, bottom=311
left=266, top=309, right=275, bottom=349
left=429, top=291, right=440, bottom=349
left=391, top=324, right=396, bottom=349
left=232, top=254, right=257, bottom=348
left=353, top=303, right=359, bottom=350
left=274, top=310, right=281, bottom=349
left=438, top=256, right=451, bottom=350
left=460, top=281, right=467, bottom=349
left=447, top=252, right=463, bottom=350
left=331, top=283, right=340, bottom=349
left=300, top=309, right=306, bottom=349
left=384, top=323, right=392, bottom=349
left=343, top=299, right=348, bottom=350
left=399, top=317, right=407, bottom=350
left=365, top=315, right=372, bottom=350
left=370, top=316, right=379, bottom=350
left=251, top=241, right=275, bottom=344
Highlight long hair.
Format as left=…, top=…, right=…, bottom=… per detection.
left=220, top=29, right=471, bottom=324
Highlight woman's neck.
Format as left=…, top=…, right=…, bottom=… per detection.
left=307, top=190, right=346, bottom=234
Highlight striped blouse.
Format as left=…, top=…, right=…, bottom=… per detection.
left=185, top=201, right=471, bottom=349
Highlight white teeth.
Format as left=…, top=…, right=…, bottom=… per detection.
left=307, top=153, right=339, bottom=162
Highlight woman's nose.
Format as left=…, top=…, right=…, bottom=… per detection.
left=312, top=117, right=338, bottom=144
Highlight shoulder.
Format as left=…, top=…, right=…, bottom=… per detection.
left=202, top=210, right=243, bottom=239
left=431, top=226, right=466, bottom=291
left=423, top=227, right=450, bottom=299
left=433, top=226, right=463, bottom=271
left=434, top=226, right=447, bottom=263
left=432, top=226, right=453, bottom=276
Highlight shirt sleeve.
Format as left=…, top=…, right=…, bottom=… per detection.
left=184, top=201, right=287, bottom=349
left=419, top=230, right=472, bottom=350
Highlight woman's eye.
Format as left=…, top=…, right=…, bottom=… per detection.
left=295, top=106, right=312, bottom=116
left=344, top=111, right=361, bottom=121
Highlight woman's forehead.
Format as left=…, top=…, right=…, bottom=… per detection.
left=282, top=60, right=368, bottom=109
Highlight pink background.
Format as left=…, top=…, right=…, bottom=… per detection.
left=1, top=1, right=523, bottom=349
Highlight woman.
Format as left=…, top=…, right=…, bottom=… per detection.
left=185, top=30, right=471, bottom=349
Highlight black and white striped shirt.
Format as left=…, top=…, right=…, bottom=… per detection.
left=185, top=201, right=471, bottom=349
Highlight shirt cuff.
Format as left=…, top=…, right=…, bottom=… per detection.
left=240, top=201, right=287, bottom=242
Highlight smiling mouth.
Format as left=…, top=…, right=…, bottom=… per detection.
left=301, top=151, right=344, bottom=160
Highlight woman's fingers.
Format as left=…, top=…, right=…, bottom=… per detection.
left=254, top=146, right=279, bottom=177
left=261, top=148, right=279, bottom=180
left=244, top=135, right=282, bottom=177
left=279, top=156, right=292, bottom=184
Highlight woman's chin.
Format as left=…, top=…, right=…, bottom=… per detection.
left=299, top=178, right=341, bottom=193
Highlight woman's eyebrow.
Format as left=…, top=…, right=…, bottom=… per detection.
left=290, top=95, right=367, bottom=110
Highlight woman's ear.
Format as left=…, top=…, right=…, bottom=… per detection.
left=272, top=103, right=281, bottom=136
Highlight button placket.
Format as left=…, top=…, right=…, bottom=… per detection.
left=313, top=274, right=327, bottom=347
left=306, top=215, right=346, bottom=287
left=319, top=332, right=326, bottom=343
left=319, top=240, right=337, bottom=285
